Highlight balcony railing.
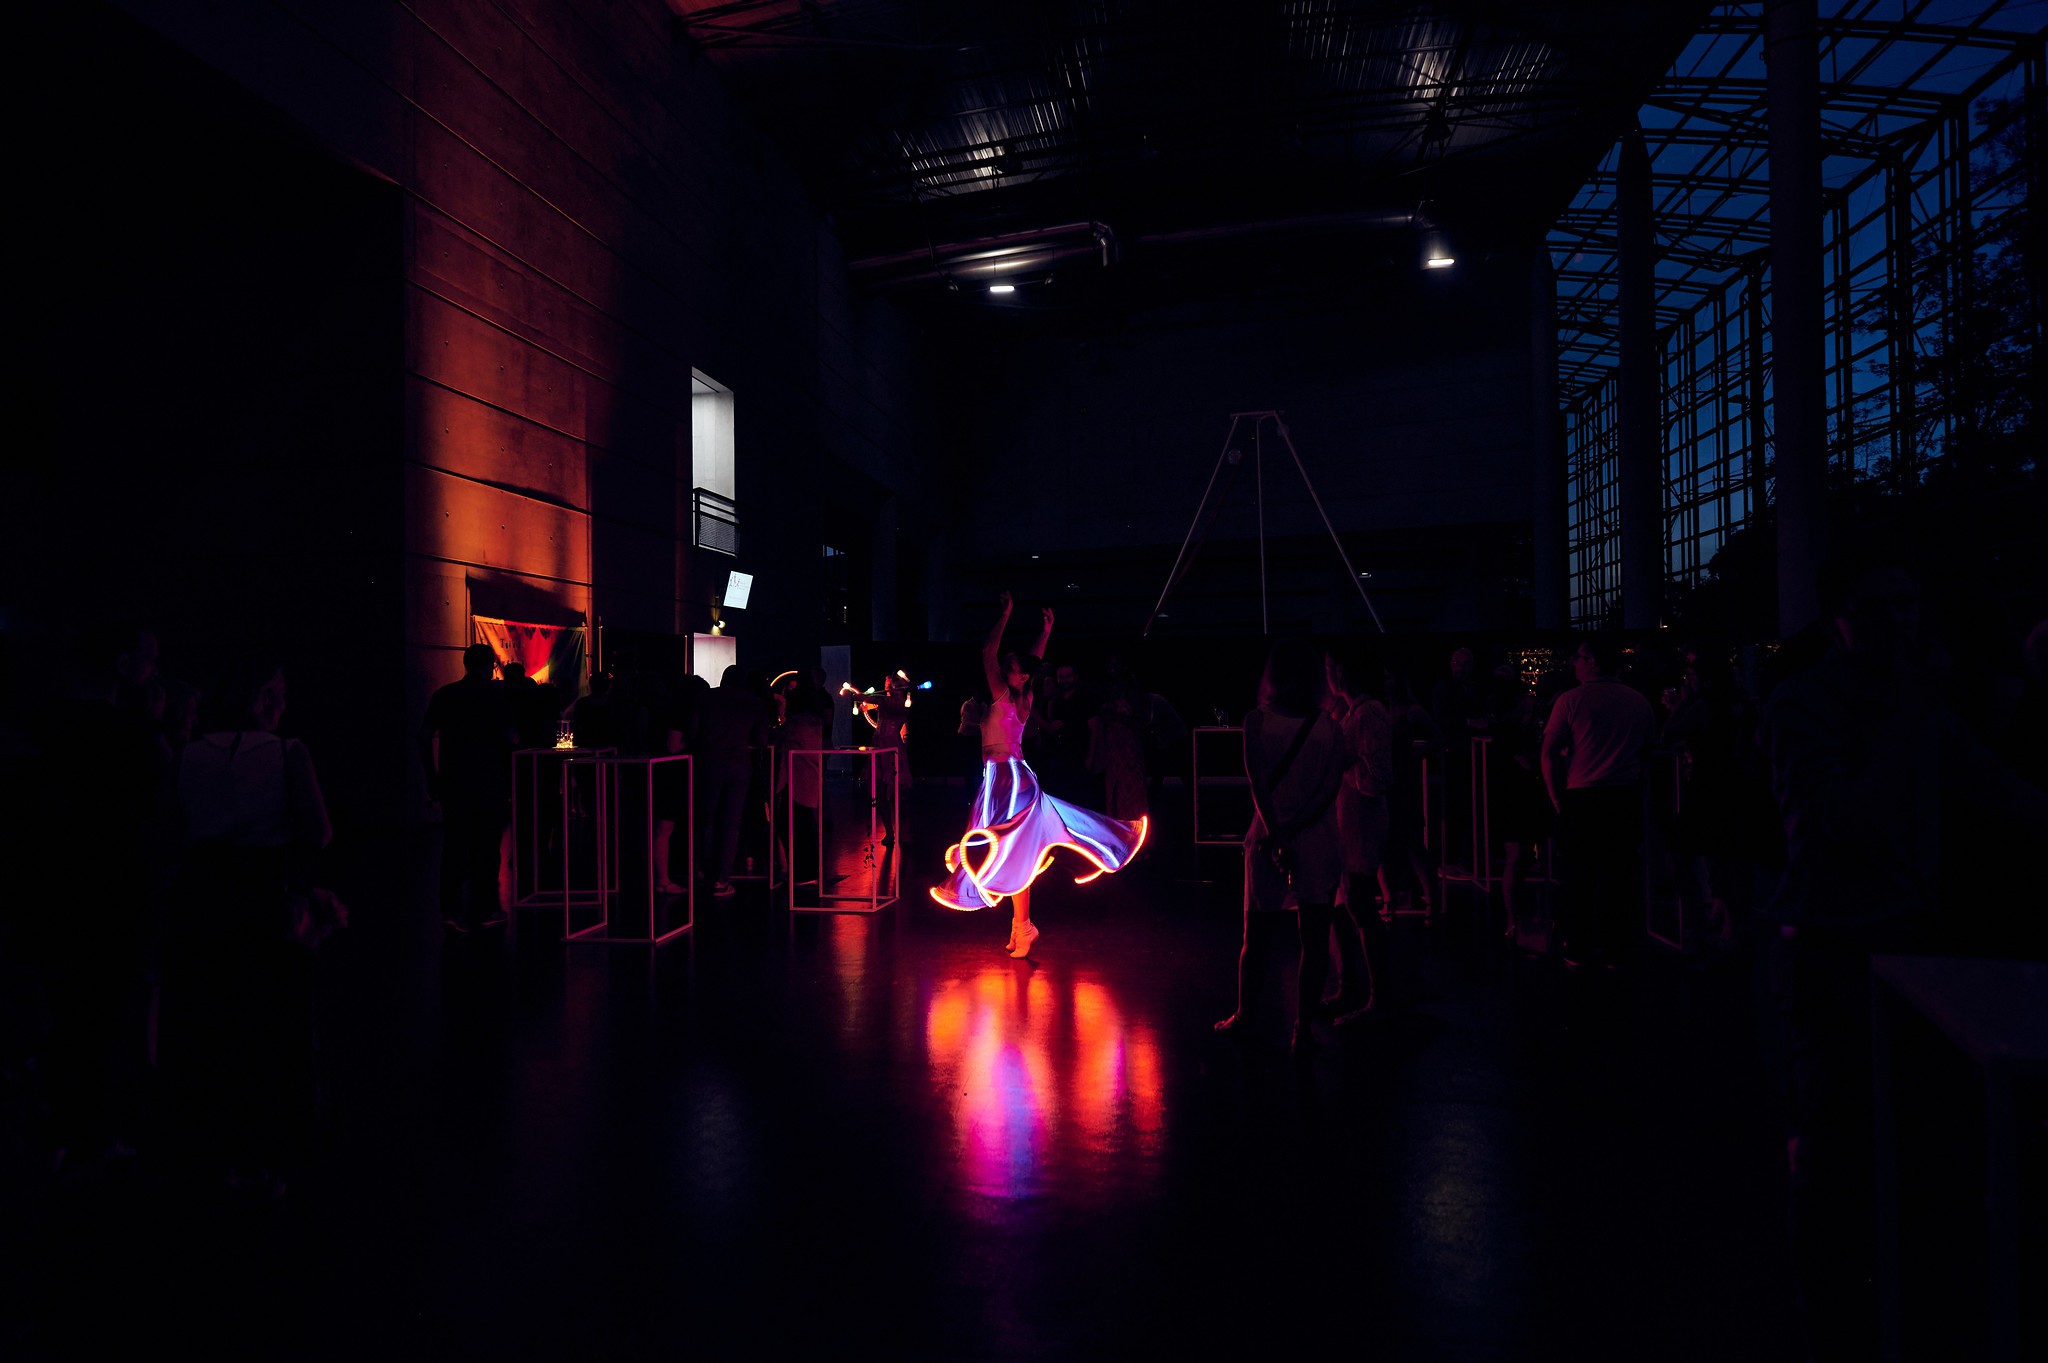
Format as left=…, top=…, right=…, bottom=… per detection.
left=693, top=487, right=738, bottom=556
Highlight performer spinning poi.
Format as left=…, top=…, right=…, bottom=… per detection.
left=931, top=593, right=1148, bottom=958
left=845, top=671, right=921, bottom=751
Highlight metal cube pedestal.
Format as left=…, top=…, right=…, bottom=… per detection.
left=563, top=753, right=693, bottom=945
left=784, top=748, right=899, bottom=913
left=510, top=746, right=613, bottom=914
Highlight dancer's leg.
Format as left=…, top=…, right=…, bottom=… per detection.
left=1004, top=885, right=1038, bottom=957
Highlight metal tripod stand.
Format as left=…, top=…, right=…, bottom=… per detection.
left=1143, top=410, right=1385, bottom=636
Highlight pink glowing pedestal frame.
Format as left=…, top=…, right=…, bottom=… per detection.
left=1190, top=726, right=1249, bottom=848
left=562, top=753, right=693, bottom=946
left=509, top=746, right=615, bottom=913
left=783, top=747, right=900, bottom=914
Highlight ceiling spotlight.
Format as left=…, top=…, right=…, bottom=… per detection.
left=989, top=283, right=1015, bottom=295
left=1422, top=227, right=1455, bottom=270
left=1425, top=254, right=1455, bottom=270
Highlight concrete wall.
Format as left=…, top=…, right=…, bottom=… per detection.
left=84, top=0, right=936, bottom=803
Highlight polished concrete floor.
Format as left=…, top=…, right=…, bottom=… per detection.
left=13, top=779, right=1802, bottom=1360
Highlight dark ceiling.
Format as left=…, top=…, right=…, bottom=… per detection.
left=671, top=0, right=1709, bottom=295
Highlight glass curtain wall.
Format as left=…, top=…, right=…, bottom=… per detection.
left=1550, top=0, right=2042, bottom=626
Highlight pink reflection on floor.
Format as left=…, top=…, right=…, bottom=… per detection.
left=923, top=965, right=1166, bottom=1203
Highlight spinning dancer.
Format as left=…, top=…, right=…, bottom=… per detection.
left=931, top=594, right=1148, bottom=958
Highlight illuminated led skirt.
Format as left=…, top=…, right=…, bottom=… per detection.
left=931, top=756, right=1148, bottom=911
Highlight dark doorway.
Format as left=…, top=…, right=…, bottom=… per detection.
left=16, top=3, right=404, bottom=822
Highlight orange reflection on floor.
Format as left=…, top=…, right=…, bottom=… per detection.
left=923, top=966, right=1166, bottom=1203
left=822, top=914, right=871, bottom=1034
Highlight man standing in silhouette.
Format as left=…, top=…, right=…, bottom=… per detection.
left=500, top=660, right=554, bottom=751
left=420, top=644, right=516, bottom=932
left=694, top=665, right=770, bottom=897
left=1541, top=635, right=1655, bottom=969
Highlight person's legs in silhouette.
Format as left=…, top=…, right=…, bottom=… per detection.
left=700, top=760, right=748, bottom=888
left=1218, top=909, right=1280, bottom=1032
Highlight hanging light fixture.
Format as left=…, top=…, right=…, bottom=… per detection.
left=1422, top=227, right=1455, bottom=270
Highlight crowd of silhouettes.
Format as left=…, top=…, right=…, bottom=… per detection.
left=1246, top=540, right=2046, bottom=1362
left=9, top=551, right=2043, bottom=1362
left=4, top=624, right=338, bottom=1200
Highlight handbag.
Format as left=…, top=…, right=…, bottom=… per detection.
left=1245, top=714, right=1320, bottom=913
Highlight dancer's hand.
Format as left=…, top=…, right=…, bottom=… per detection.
left=1041, top=607, right=1055, bottom=631
left=997, top=591, right=1013, bottom=615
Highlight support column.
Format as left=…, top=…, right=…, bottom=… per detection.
left=1530, top=247, right=1568, bottom=629
left=1767, top=0, right=1827, bottom=635
left=1616, top=123, right=1662, bottom=630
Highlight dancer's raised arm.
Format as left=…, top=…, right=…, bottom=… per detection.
left=1030, top=606, right=1054, bottom=661
left=982, top=592, right=1014, bottom=699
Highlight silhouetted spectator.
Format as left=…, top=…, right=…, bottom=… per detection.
left=957, top=693, right=988, bottom=782
left=419, top=644, right=515, bottom=933
left=1660, top=644, right=1765, bottom=947
left=1217, top=638, right=1346, bottom=1054
left=1432, top=646, right=1487, bottom=875
left=1038, top=662, right=1095, bottom=801
left=1087, top=670, right=1150, bottom=822
left=1323, top=640, right=1393, bottom=1018
left=777, top=670, right=832, bottom=884
left=695, top=665, right=770, bottom=897
left=501, top=660, right=554, bottom=750
left=1762, top=549, right=2048, bottom=1360
left=38, top=624, right=171, bottom=1173
left=161, top=676, right=200, bottom=753
left=1541, top=635, right=1655, bottom=969
left=1381, top=668, right=1442, bottom=915
left=165, top=655, right=331, bottom=1198
left=571, top=669, right=620, bottom=750
left=649, top=680, right=689, bottom=894
left=1141, top=686, right=1187, bottom=796
left=1485, top=667, right=1550, bottom=942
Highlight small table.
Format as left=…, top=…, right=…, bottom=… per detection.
left=1872, top=954, right=2048, bottom=1362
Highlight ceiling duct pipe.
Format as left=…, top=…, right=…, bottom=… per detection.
left=850, top=221, right=1118, bottom=288
left=1132, top=208, right=1418, bottom=250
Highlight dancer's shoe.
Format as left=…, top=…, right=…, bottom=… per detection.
left=1008, top=923, right=1038, bottom=959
